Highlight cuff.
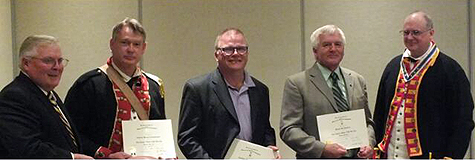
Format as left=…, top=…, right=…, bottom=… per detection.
left=95, top=146, right=112, bottom=158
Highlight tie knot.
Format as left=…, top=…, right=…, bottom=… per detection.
left=330, top=72, right=339, bottom=81
left=48, top=92, right=57, bottom=106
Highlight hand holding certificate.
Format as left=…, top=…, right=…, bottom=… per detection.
left=316, top=109, right=369, bottom=149
left=122, top=119, right=177, bottom=158
left=225, top=139, right=277, bottom=159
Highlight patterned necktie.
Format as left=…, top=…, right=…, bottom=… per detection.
left=48, top=92, right=79, bottom=152
left=330, top=72, right=349, bottom=112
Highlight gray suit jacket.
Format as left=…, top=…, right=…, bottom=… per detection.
left=280, top=63, right=375, bottom=158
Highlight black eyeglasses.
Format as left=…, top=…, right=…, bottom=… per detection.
left=216, top=46, right=249, bottom=55
left=28, top=56, right=69, bottom=67
left=400, top=29, right=432, bottom=37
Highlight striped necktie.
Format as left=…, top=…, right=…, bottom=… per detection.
left=48, top=92, right=79, bottom=152
left=330, top=72, right=349, bottom=112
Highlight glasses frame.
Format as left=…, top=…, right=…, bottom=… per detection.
left=400, top=28, right=432, bottom=37
left=216, top=46, right=249, bottom=55
left=27, top=56, right=69, bottom=67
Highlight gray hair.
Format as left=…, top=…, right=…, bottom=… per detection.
left=310, top=24, right=346, bottom=48
left=214, top=28, right=245, bottom=49
left=408, top=11, right=434, bottom=30
left=112, top=18, right=146, bottom=42
left=19, top=35, right=58, bottom=58
left=19, top=35, right=59, bottom=69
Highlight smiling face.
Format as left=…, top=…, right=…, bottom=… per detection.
left=313, top=33, right=344, bottom=71
left=22, top=44, right=64, bottom=91
left=110, top=26, right=146, bottom=72
left=403, top=12, right=434, bottom=57
left=215, top=30, right=248, bottom=73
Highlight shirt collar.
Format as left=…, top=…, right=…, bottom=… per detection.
left=224, top=71, right=256, bottom=90
left=111, top=61, right=142, bottom=82
left=317, top=62, right=343, bottom=82
left=403, top=42, right=434, bottom=61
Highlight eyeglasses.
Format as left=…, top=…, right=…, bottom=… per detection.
left=28, top=56, right=69, bottom=67
left=216, top=46, right=249, bottom=55
left=400, top=29, right=432, bottom=37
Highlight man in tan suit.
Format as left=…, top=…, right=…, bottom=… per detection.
left=280, top=25, right=375, bottom=158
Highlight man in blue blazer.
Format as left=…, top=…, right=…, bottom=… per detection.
left=177, top=28, right=278, bottom=159
left=0, top=35, right=91, bottom=159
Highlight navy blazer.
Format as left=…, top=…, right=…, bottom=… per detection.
left=177, top=69, right=276, bottom=159
left=0, top=72, right=81, bottom=158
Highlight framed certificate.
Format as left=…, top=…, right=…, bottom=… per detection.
left=122, top=119, right=176, bottom=158
left=224, top=139, right=275, bottom=159
left=316, top=109, right=369, bottom=149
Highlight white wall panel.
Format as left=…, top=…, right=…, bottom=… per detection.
left=0, top=0, right=13, bottom=89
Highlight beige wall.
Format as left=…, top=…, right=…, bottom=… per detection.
left=0, top=0, right=12, bottom=89
left=5, top=0, right=474, bottom=159
left=14, top=0, right=138, bottom=99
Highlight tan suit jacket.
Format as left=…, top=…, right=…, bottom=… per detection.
left=280, top=63, right=375, bottom=158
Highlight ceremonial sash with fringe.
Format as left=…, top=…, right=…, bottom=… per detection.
left=377, top=44, right=439, bottom=157
left=98, top=58, right=151, bottom=153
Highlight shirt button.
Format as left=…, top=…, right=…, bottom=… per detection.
left=396, top=147, right=399, bottom=149
left=395, top=155, right=398, bottom=158
left=397, top=129, right=400, bottom=132
left=397, top=138, right=400, bottom=141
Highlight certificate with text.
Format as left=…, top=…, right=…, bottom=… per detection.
left=316, top=109, right=369, bottom=149
left=122, top=119, right=176, bottom=158
left=224, top=139, right=275, bottom=159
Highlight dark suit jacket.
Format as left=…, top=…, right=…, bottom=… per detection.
left=177, top=69, right=276, bottom=159
left=0, top=72, right=80, bottom=158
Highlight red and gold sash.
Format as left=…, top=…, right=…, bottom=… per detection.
left=96, top=58, right=151, bottom=157
left=377, top=44, right=439, bottom=157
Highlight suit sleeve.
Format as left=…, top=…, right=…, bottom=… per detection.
left=177, top=81, right=211, bottom=159
left=446, top=64, right=474, bottom=158
left=279, top=77, right=325, bottom=158
left=357, top=75, right=376, bottom=147
left=0, top=92, right=72, bottom=158
left=64, top=79, right=102, bottom=156
left=262, top=85, right=276, bottom=147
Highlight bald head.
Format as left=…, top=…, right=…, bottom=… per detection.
left=404, top=11, right=433, bottom=30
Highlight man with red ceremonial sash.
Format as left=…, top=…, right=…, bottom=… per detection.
left=65, top=18, right=166, bottom=159
left=373, top=11, right=474, bottom=159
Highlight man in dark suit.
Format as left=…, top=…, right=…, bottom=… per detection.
left=177, top=28, right=278, bottom=159
left=65, top=18, right=165, bottom=159
left=280, top=25, right=375, bottom=158
left=0, top=35, right=92, bottom=159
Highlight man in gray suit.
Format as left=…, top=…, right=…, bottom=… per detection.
left=280, top=25, right=375, bottom=158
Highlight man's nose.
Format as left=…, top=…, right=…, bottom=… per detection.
left=127, top=43, right=136, bottom=52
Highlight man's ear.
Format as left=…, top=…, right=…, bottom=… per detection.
left=214, top=51, right=219, bottom=62
left=21, top=57, right=30, bottom=70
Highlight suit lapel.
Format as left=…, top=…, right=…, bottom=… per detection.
left=248, top=84, right=258, bottom=139
left=308, top=63, right=339, bottom=112
left=18, top=73, right=77, bottom=150
left=211, top=69, right=239, bottom=122
left=341, top=68, right=354, bottom=109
